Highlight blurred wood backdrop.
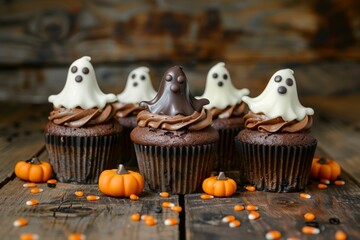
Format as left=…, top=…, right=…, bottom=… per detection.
left=0, top=0, right=359, bottom=102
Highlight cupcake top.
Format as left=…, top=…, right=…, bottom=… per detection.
left=137, top=66, right=212, bottom=131
left=48, top=56, right=118, bottom=127
left=198, top=62, right=250, bottom=119
left=115, top=67, right=157, bottom=118
left=242, top=69, right=314, bottom=133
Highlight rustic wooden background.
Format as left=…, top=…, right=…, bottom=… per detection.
left=0, top=0, right=359, bottom=102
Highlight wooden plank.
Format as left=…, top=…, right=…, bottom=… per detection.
left=0, top=103, right=50, bottom=186
left=185, top=170, right=360, bottom=240
left=0, top=158, right=180, bottom=239
left=311, top=112, right=360, bottom=181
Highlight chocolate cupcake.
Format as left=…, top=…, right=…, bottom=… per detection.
left=114, top=67, right=157, bottom=166
left=198, top=62, right=249, bottom=172
left=45, top=56, right=123, bottom=184
left=235, top=69, right=317, bottom=192
left=131, top=66, right=219, bottom=194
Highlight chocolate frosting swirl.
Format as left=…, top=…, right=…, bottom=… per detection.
left=210, top=102, right=246, bottom=119
left=49, top=103, right=118, bottom=128
left=244, top=111, right=313, bottom=133
left=113, top=102, right=144, bottom=118
left=137, top=108, right=212, bottom=131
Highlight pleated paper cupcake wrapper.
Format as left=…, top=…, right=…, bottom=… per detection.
left=45, top=134, right=122, bottom=184
left=134, top=143, right=216, bottom=194
left=236, top=141, right=317, bottom=192
left=213, top=127, right=242, bottom=172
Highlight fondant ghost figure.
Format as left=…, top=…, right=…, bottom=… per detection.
left=117, top=67, right=157, bottom=104
left=140, top=66, right=209, bottom=116
left=199, top=62, right=249, bottom=109
left=49, top=56, right=117, bottom=109
left=242, top=69, right=314, bottom=121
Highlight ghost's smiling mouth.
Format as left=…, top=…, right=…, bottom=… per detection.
left=218, top=81, right=223, bottom=87
left=171, top=84, right=180, bottom=93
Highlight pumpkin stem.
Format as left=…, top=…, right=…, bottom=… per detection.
left=317, top=157, right=328, bottom=165
left=216, top=171, right=228, bottom=180
left=116, top=164, right=129, bottom=175
left=30, top=157, right=41, bottom=165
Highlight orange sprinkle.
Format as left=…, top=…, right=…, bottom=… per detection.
left=248, top=211, right=260, bottom=220
left=164, top=218, right=178, bottom=226
left=130, top=213, right=141, bottom=222
left=141, top=215, right=154, bottom=221
left=130, top=194, right=139, bottom=201
left=245, top=186, right=256, bottom=192
left=145, top=217, right=157, bottom=226
left=222, top=215, right=236, bottom=223
left=335, top=230, right=347, bottom=240
left=334, top=180, right=345, bottom=186
left=67, top=233, right=86, bottom=240
left=23, top=183, right=36, bottom=188
left=74, top=191, right=84, bottom=197
left=200, top=194, right=214, bottom=200
left=26, top=199, right=39, bottom=206
left=302, top=226, right=320, bottom=235
left=30, top=188, right=43, bottom=194
left=320, top=179, right=330, bottom=184
left=317, top=183, right=328, bottom=189
left=265, top=230, right=282, bottom=240
left=159, top=192, right=169, bottom=198
left=304, top=212, right=316, bottom=221
left=245, top=205, right=258, bottom=211
left=171, top=205, right=182, bottom=213
left=47, top=179, right=57, bottom=184
left=229, top=220, right=241, bottom=228
left=300, top=193, right=312, bottom=199
left=13, top=218, right=28, bottom=227
left=19, top=233, right=39, bottom=240
left=162, top=201, right=175, bottom=208
left=234, top=205, right=245, bottom=211
left=86, top=195, right=100, bottom=201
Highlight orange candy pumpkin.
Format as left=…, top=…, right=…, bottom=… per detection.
left=98, top=164, right=144, bottom=197
left=310, top=156, right=341, bottom=181
left=202, top=172, right=237, bottom=197
left=14, top=157, right=52, bottom=183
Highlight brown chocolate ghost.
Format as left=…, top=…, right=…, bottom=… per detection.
left=140, top=66, right=209, bottom=116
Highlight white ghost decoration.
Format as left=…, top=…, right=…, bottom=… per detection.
left=49, top=56, right=117, bottom=109
left=117, top=67, right=157, bottom=103
left=242, top=69, right=314, bottom=121
left=198, top=62, right=249, bottom=109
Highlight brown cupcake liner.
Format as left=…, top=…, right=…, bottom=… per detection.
left=134, top=143, right=216, bottom=194
left=45, top=133, right=122, bottom=184
left=213, top=127, right=242, bottom=172
left=236, top=141, right=317, bottom=192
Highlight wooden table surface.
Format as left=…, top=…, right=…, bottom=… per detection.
left=0, top=98, right=359, bottom=240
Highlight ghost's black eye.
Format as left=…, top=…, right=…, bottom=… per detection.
left=82, top=67, right=89, bottom=74
left=274, top=75, right=282, bottom=82
left=141, top=75, right=146, bottom=81
left=131, top=74, right=136, bottom=79
left=223, top=74, right=228, bottom=80
left=71, top=66, right=77, bottom=73
left=286, top=78, right=293, bottom=86
left=213, top=73, right=218, bottom=79
left=177, top=76, right=185, bottom=83
left=165, top=75, right=172, bottom=81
